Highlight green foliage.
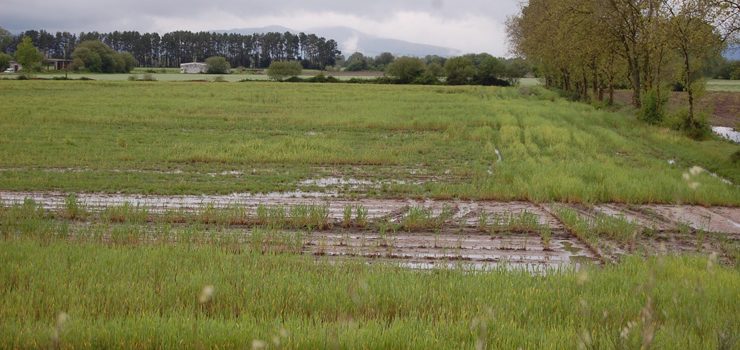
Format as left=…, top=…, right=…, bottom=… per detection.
left=444, top=56, right=476, bottom=85
left=345, top=52, right=368, bottom=71
left=0, top=52, right=11, bottom=71
left=474, top=54, right=508, bottom=86
left=0, top=26, right=11, bottom=52
left=14, top=37, right=43, bottom=73
left=266, top=61, right=302, bottom=81
left=639, top=89, right=668, bottom=124
left=205, top=56, right=230, bottom=74
left=71, top=40, right=137, bottom=73
left=385, top=57, right=425, bottom=83
left=373, top=52, right=395, bottom=70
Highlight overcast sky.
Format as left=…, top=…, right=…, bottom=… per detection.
left=0, top=0, right=523, bottom=56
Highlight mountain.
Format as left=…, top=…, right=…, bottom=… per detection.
left=217, top=25, right=460, bottom=58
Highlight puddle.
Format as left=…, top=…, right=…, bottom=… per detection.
left=298, top=177, right=421, bottom=189
left=712, top=126, right=740, bottom=143
left=289, top=231, right=597, bottom=270
left=300, top=177, right=375, bottom=187
left=1, top=191, right=738, bottom=238
left=645, top=205, right=740, bottom=235
left=561, top=241, right=582, bottom=254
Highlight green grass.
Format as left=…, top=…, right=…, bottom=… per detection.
left=554, top=206, right=641, bottom=251
left=706, top=79, right=740, bottom=92
left=0, top=80, right=738, bottom=204
left=0, top=235, right=737, bottom=349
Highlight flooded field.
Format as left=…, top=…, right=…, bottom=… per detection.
left=2, top=190, right=737, bottom=269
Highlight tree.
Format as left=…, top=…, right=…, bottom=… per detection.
left=385, top=57, right=425, bottom=83
left=0, top=52, right=11, bottom=71
left=267, top=61, right=303, bottom=81
left=0, top=26, right=12, bottom=52
left=15, top=37, right=43, bottom=73
left=444, top=56, right=476, bottom=85
left=424, top=62, right=445, bottom=80
left=374, top=52, right=395, bottom=69
left=345, top=52, right=368, bottom=71
left=205, top=56, right=230, bottom=74
left=474, top=54, right=508, bottom=85
left=71, top=40, right=136, bottom=73
left=663, top=0, right=735, bottom=126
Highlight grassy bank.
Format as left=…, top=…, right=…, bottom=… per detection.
left=0, top=236, right=737, bottom=349
left=0, top=80, right=738, bottom=204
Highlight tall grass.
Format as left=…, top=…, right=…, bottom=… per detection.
left=0, top=237, right=737, bottom=349
left=0, top=81, right=737, bottom=204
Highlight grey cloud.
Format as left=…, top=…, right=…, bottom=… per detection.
left=1, top=0, right=520, bottom=32
left=0, top=0, right=520, bottom=54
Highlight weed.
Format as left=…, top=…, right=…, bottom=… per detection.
left=100, top=202, right=148, bottom=224
left=540, top=226, right=552, bottom=251
left=477, top=211, right=489, bottom=232
left=355, top=205, right=368, bottom=229
left=342, top=205, right=352, bottom=228
left=62, top=194, right=87, bottom=220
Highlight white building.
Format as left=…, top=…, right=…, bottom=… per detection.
left=180, top=62, right=208, bottom=74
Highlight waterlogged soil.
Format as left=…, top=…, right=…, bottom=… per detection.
left=2, top=190, right=738, bottom=267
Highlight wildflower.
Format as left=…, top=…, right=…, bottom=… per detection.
left=252, top=339, right=267, bottom=350
left=689, top=166, right=703, bottom=176
left=682, top=173, right=691, bottom=181
left=688, top=182, right=700, bottom=190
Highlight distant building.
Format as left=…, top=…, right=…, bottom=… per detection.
left=45, top=59, right=73, bottom=71
left=180, top=62, right=208, bottom=74
left=6, top=61, right=21, bottom=72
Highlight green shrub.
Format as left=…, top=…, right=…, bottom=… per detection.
left=639, top=89, right=667, bottom=125
left=671, top=109, right=712, bottom=140
left=385, top=57, right=425, bottom=84
left=267, top=61, right=302, bottom=81
left=205, top=56, right=230, bottom=74
left=731, top=150, right=740, bottom=163
left=71, top=40, right=137, bottom=73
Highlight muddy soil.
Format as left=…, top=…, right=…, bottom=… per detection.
left=2, top=190, right=737, bottom=268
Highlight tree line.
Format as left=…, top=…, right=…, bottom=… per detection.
left=507, top=0, right=738, bottom=132
left=338, top=51, right=530, bottom=86
left=0, top=28, right=341, bottom=69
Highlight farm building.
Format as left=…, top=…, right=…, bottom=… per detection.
left=180, top=62, right=207, bottom=74
left=6, top=61, right=21, bottom=72
left=45, top=59, right=73, bottom=71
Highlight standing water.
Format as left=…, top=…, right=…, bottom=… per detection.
left=712, top=126, right=740, bottom=143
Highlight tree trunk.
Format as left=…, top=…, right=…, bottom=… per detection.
left=608, top=75, right=615, bottom=106
left=630, top=55, right=642, bottom=107
left=683, top=48, right=694, bottom=123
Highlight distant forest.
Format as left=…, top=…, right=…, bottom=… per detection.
left=1, top=30, right=342, bottom=69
